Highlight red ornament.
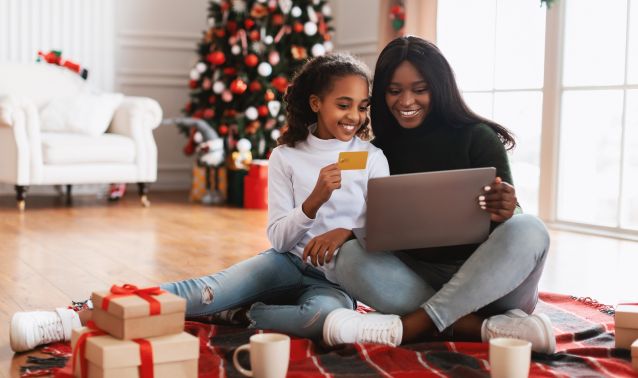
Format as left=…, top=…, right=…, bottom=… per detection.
left=272, top=14, right=284, bottom=26
left=215, top=28, right=226, bottom=38
left=209, top=95, right=216, bottom=104
left=193, top=109, right=204, bottom=119
left=207, top=51, right=226, bottom=65
left=184, top=102, right=192, bottom=113
left=264, top=89, right=275, bottom=101
left=249, top=30, right=260, bottom=41
left=246, top=121, right=260, bottom=134
left=225, top=109, right=237, bottom=117
left=390, top=5, right=402, bottom=15
left=271, top=76, right=288, bottom=93
left=244, top=19, right=255, bottom=29
left=293, top=22, right=303, bottom=33
left=249, top=81, right=262, bottom=92
left=245, top=54, right=259, bottom=67
left=258, top=105, right=269, bottom=117
left=227, top=20, right=238, bottom=33
left=230, top=78, right=248, bottom=94
left=189, top=80, right=198, bottom=89
left=219, top=125, right=229, bottom=136
left=203, top=108, right=215, bottom=118
left=223, top=67, right=237, bottom=75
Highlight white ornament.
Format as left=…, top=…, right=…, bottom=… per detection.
left=324, top=41, right=334, bottom=52
left=257, top=62, right=273, bottom=77
left=237, top=138, right=252, bottom=152
left=264, top=35, right=274, bottom=45
left=267, top=101, right=281, bottom=117
left=190, top=69, right=200, bottom=80
left=291, top=6, right=302, bottom=17
left=307, top=6, right=318, bottom=23
left=257, top=0, right=267, bottom=3
left=278, top=115, right=286, bottom=122
left=213, top=81, right=226, bottom=94
left=194, top=131, right=203, bottom=144
left=270, top=129, right=281, bottom=141
left=207, top=17, right=216, bottom=27
left=232, top=0, right=246, bottom=12
left=304, top=22, right=317, bottom=36
left=322, top=4, right=331, bottom=16
left=245, top=106, right=259, bottom=120
left=311, top=43, right=326, bottom=57
left=278, top=0, right=292, bottom=14
left=231, top=45, right=241, bottom=55
left=196, top=62, right=207, bottom=73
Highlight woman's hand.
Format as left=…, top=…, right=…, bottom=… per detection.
left=302, top=163, right=342, bottom=219
left=303, top=228, right=352, bottom=266
left=478, top=176, right=517, bottom=222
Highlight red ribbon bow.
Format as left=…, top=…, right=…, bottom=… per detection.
left=101, top=284, right=165, bottom=316
left=72, top=321, right=154, bottom=378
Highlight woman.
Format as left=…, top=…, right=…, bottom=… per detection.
left=321, top=36, right=554, bottom=354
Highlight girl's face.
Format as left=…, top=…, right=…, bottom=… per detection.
left=385, top=60, right=431, bottom=129
left=310, top=74, right=370, bottom=141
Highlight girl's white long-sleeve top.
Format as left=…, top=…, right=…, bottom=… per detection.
left=267, top=131, right=389, bottom=283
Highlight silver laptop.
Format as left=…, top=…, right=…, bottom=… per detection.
left=353, top=167, right=496, bottom=252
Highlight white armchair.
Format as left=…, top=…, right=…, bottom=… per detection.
left=0, top=63, right=162, bottom=210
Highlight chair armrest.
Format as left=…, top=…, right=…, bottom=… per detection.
left=0, top=95, right=41, bottom=184
left=109, top=96, right=162, bottom=137
left=0, top=95, right=22, bottom=128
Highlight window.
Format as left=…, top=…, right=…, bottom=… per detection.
left=436, top=0, right=638, bottom=235
left=437, top=0, right=546, bottom=215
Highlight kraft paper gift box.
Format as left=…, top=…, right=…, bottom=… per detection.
left=632, top=340, right=638, bottom=371
left=92, top=285, right=186, bottom=340
left=71, top=327, right=199, bottom=378
left=615, top=304, right=638, bottom=349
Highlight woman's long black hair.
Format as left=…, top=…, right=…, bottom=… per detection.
left=371, top=36, right=516, bottom=150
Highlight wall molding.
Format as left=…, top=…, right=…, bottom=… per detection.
left=118, top=30, right=200, bottom=52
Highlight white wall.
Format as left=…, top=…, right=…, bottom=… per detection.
left=0, top=0, right=381, bottom=194
left=115, top=0, right=382, bottom=190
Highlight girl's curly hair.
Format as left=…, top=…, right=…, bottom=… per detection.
left=279, top=53, right=372, bottom=147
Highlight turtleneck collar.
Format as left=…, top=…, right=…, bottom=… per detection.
left=397, top=114, right=443, bottom=137
left=306, top=123, right=357, bottom=151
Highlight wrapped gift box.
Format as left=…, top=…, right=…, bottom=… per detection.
left=244, top=160, right=268, bottom=209
left=616, top=304, right=638, bottom=329
left=71, top=327, right=198, bottom=378
left=92, top=287, right=186, bottom=340
left=615, top=327, right=638, bottom=349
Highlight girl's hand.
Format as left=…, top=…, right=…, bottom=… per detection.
left=302, top=163, right=342, bottom=219
left=303, top=228, right=352, bottom=266
left=478, top=176, right=517, bottom=222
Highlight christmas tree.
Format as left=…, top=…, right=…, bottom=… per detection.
left=183, top=0, right=334, bottom=160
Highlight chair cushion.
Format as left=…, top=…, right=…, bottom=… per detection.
left=40, top=92, right=124, bottom=136
left=41, top=133, right=136, bottom=165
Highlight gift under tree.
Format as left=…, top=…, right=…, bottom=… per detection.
left=182, top=0, right=334, bottom=160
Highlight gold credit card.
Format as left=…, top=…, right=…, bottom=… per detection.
left=337, top=151, right=368, bottom=170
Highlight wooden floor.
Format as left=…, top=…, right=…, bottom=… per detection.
left=1, top=191, right=637, bottom=377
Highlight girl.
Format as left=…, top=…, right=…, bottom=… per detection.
left=10, top=53, right=389, bottom=352
left=322, top=37, right=555, bottom=354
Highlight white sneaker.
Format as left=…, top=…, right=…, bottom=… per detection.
left=323, top=309, right=403, bottom=347
left=10, top=308, right=81, bottom=353
left=481, top=309, right=556, bottom=354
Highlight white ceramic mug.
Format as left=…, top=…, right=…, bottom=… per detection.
left=489, top=338, right=532, bottom=378
left=233, top=333, right=290, bottom=378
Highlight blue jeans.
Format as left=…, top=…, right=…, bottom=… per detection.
left=334, top=214, right=550, bottom=332
left=161, top=250, right=355, bottom=339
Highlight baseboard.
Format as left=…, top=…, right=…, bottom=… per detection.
left=0, top=165, right=193, bottom=195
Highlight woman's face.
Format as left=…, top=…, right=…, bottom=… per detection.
left=385, top=60, right=431, bottom=129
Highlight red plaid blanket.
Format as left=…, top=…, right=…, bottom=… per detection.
left=22, top=293, right=638, bottom=377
